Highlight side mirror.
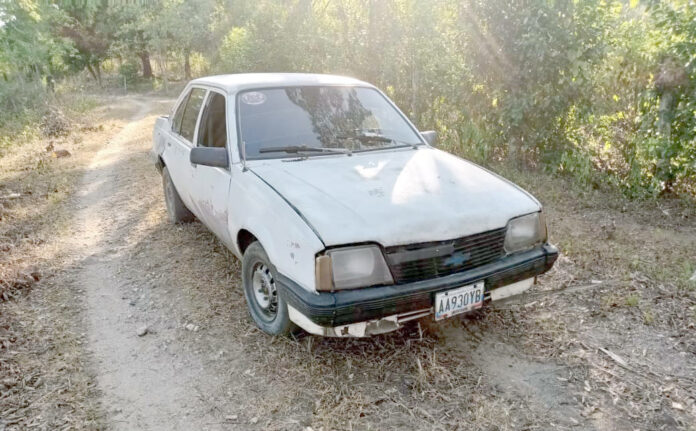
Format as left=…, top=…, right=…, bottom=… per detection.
left=190, top=147, right=229, bottom=168
left=421, top=130, right=437, bottom=147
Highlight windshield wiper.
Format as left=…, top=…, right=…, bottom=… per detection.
left=336, top=133, right=394, bottom=145
left=337, top=133, right=421, bottom=150
left=259, top=145, right=351, bottom=155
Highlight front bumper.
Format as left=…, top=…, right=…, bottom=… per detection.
left=277, top=244, right=558, bottom=328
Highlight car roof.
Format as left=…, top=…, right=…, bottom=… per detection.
left=189, top=73, right=374, bottom=93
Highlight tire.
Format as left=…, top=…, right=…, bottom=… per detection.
left=242, top=241, right=298, bottom=336
left=162, top=166, right=194, bottom=223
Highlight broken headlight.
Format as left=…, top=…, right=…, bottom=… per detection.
left=504, top=212, right=547, bottom=253
left=315, top=245, right=393, bottom=291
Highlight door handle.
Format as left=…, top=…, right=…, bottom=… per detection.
left=167, top=141, right=172, bottom=147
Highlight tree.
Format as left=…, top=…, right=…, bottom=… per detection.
left=0, top=0, right=69, bottom=81
left=108, top=2, right=157, bottom=79
left=55, top=0, right=114, bottom=85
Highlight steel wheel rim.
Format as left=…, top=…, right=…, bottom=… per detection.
left=251, top=262, right=278, bottom=321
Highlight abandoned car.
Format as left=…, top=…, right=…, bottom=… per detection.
left=150, top=73, right=558, bottom=337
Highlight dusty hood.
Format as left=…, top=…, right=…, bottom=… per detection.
left=249, top=147, right=540, bottom=247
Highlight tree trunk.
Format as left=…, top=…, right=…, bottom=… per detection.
left=184, top=49, right=191, bottom=80
left=140, top=51, right=153, bottom=79
left=95, top=62, right=102, bottom=87
left=657, top=90, right=675, bottom=139
left=86, top=63, right=98, bottom=82
left=158, top=48, right=169, bottom=92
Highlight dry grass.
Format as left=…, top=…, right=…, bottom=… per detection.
left=483, top=164, right=696, bottom=428
left=0, top=97, right=140, bottom=429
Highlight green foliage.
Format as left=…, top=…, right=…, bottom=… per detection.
left=218, top=27, right=254, bottom=72
left=118, top=61, right=139, bottom=84
left=0, top=0, right=695, bottom=197
left=0, top=80, right=44, bottom=151
left=641, top=0, right=696, bottom=193
left=0, top=0, right=72, bottom=78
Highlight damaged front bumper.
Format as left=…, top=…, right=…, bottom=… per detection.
left=288, top=305, right=433, bottom=337
left=278, top=244, right=558, bottom=337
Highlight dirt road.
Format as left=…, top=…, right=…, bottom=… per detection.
left=3, top=96, right=694, bottom=430
left=72, top=99, right=223, bottom=429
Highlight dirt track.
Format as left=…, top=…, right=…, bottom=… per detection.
left=73, top=99, right=225, bottom=428
left=3, top=96, right=694, bottom=430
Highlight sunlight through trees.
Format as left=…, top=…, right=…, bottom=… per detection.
left=1, top=0, right=694, bottom=196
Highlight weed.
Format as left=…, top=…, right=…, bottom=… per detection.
left=643, top=309, right=655, bottom=325
left=625, top=294, right=640, bottom=307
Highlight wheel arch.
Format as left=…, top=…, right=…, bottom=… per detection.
left=156, top=155, right=166, bottom=173
left=237, top=229, right=258, bottom=256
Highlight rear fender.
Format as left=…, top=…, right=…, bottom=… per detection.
left=150, top=116, right=170, bottom=167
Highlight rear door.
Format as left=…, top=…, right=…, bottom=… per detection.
left=189, top=90, right=233, bottom=244
left=164, top=87, right=206, bottom=211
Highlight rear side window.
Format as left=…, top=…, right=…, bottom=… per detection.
left=197, top=92, right=227, bottom=148
left=179, top=88, right=206, bottom=142
left=172, top=91, right=190, bottom=134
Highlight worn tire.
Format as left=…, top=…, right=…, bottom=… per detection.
left=242, top=241, right=298, bottom=336
left=162, top=166, right=194, bottom=223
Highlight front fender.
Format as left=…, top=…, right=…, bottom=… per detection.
left=228, top=166, right=325, bottom=293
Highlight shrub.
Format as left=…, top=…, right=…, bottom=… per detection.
left=118, top=61, right=140, bottom=84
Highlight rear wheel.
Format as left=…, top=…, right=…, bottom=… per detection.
left=242, top=241, right=298, bottom=336
left=162, top=166, right=194, bottom=223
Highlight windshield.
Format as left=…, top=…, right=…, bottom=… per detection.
left=237, top=86, right=423, bottom=160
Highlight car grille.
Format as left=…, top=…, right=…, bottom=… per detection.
left=384, top=227, right=507, bottom=284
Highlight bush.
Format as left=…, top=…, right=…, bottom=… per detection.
left=118, top=61, right=139, bottom=84
left=218, top=27, right=254, bottom=73
left=0, top=80, right=46, bottom=152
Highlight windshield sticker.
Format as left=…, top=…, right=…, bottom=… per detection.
left=241, top=92, right=267, bottom=105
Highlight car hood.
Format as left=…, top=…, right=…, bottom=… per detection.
left=248, top=147, right=541, bottom=247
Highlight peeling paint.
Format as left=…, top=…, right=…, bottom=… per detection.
left=368, top=187, right=385, bottom=198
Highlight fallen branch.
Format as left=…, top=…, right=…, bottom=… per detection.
left=598, top=347, right=628, bottom=368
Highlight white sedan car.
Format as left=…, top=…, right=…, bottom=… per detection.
left=151, top=73, right=558, bottom=337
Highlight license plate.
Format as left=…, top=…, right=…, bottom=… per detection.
left=434, top=282, right=485, bottom=320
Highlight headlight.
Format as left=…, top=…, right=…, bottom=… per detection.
left=315, top=245, right=393, bottom=291
left=504, top=212, right=547, bottom=253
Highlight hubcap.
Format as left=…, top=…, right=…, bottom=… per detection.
left=251, top=262, right=278, bottom=319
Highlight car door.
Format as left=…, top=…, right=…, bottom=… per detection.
left=164, top=87, right=206, bottom=212
left=189, top=89, right=234, bottom=244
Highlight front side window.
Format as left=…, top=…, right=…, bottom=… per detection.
left=197, top=92, right=227, bottom=148
left=237, top=86, right=422, bottom=160
left=179, top=88, right=206, bottom=143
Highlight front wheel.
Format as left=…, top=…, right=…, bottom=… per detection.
left=242, top=241, right=298, bottom=336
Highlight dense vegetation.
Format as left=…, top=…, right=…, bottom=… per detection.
left=1, top=0, right=695, bottom=197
